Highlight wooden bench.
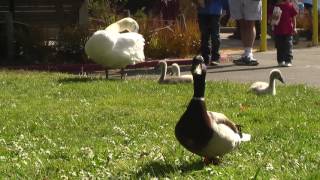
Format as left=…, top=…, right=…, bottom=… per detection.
left=0, top=0, right=87, bottom=27
left=0, top=0, right=88, bottom=62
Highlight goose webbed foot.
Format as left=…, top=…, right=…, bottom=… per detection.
left=204, top=156, right=221, bottom=165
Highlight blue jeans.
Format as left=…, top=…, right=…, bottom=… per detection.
left=274, top=35, right=293, bottom=63
left=198, top=14, right=221, bottom=64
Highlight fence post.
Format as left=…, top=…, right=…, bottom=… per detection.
left=312, top=0, right=319, bottom=46
left=260, top=0, right=267, bottom=51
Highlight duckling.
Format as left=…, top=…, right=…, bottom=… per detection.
left=249, top=69, right=285, bottom=95
left=158, top=61, right=193, bottom=84
left=171, top=63, right=193, bottom=82
left=175, top=55, right=251, bottom=165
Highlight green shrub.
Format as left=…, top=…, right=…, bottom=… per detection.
left=13, top=26, right=55, bottom=65
left=13, top=25, right=91, bottom=65
left=56, top=26, right=90, bottom=64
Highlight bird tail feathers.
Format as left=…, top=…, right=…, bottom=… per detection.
left=240, top=133, right=251, bottom=142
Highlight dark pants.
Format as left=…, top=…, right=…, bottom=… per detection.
left=274, top=35, right=293, bottom=63
left=198, top=14, right=221, bottom=64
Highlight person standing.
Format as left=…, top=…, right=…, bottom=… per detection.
left=272, top=0, right=298, bottom=67
left=229, top=0, right=261, bottom=66
left=193, top=0, right=229, bottom=66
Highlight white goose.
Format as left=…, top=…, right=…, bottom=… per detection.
left=85, top=17, right=145, bottom=79
left=171, top=63, right=193, bottom=82
left=249, top=69, right=285, bottom=95
left=158, top=61, right=193, bottom=84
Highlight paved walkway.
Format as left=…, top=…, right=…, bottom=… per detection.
left=204, top=46, right=320, bottom=87
left=146, top=32, right=320, bottom=87
left=130, top=44, right=319, bottom=88
left=144, top=33, right=320, bottom=88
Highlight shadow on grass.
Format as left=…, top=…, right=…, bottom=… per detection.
left=175, top=64, right=279, bottom=74
left=57, top=77, right=113, bottom=83
left=207, top=65, right=279, bottom=74
left=57, top=67, right=160, bottom=83
left=135, top=160, right=204, bottom=177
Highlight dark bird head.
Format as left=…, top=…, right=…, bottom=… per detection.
left=270, top=69, right=285, bottom=84
left=191, top=55, right=207, bottom=98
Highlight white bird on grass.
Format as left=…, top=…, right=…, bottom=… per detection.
left=170, top=63, right=193, bottom=82
left=249, top=69, right=285, bottom=95
left=85, top=17, right=145, bottom=79
left=158, top=61, right=193, bottom=84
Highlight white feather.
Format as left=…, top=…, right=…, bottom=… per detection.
left=200, top=111, right=251, bottom=157
left=158, top=61, right=193, bottom=84
left=85, top=17, right=145, bottom=69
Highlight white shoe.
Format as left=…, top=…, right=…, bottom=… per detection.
left=285, top=62, right=292, bottom=67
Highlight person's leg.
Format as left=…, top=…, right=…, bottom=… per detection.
left=198, top=14, right=210, bottom=65
left=233, top=0, right=261, bottom=65
left=284, top=35, right=293, bottom=66
left=240, top=19, right=256, bottom=58
left=209, top=14, right=221, bottom=64
left=274, top=35, right=284, bottom=65
left=255, top=20, right=261, bottom=39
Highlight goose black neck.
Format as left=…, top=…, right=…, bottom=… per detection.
left=193, top=71, right=206, bottom=99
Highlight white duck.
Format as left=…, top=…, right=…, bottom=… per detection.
left=85, top=17, right=145, bottom=79
left=175, top=55, right=251, bottom=165
left=171, top=63, right=193, bottom=82
left=249, top=69, right=285, bottom=95
left=158, top=61, right=193, bottom=84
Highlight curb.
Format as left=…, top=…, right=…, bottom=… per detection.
left=1, top=54, right=231, bottom=73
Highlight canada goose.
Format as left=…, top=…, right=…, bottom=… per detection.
left=249, top=69, right=285, bottom=95
left=158, top=61, right=193, bottom=84
left=175, top=55, right=251, bottom=165
left=85, top=17, right=145, bottom=79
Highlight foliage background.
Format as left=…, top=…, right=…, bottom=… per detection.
left=3, top=0, right=201, bottom=65
left=3, top=0, right=308, bottom=65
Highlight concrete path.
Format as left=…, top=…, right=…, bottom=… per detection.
left=129, top=45, right=320, bottom=88
left=204, top=46, right=320, bottom=87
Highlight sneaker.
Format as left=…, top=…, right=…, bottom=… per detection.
left=284, top=62, right=292, bottom=67
left=278, top=61, right=285, bottom=67
left=233, top=56, right=259, bottom=66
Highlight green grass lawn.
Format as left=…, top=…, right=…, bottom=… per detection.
left=0, top=70, right=319, bottom=179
